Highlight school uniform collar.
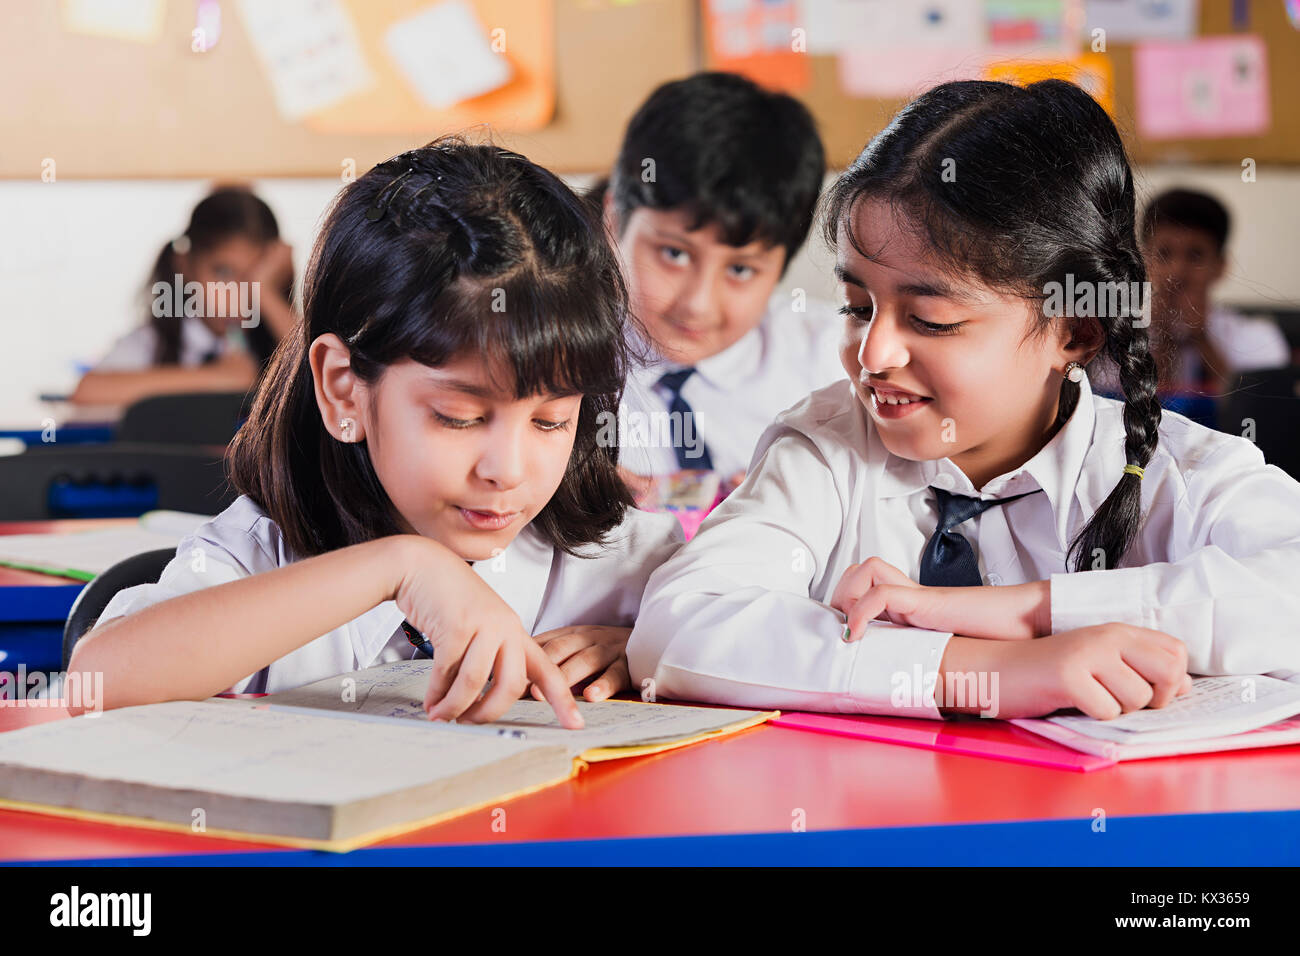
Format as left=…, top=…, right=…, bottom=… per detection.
left=180, top=316, right=225, bottom=364
left=349, top=526, right=558, bottom=667
left=628, top=299, right=771, bottom=391
left=873, top=374, right=1100, bottom=555
left=691, top=310, right=766, bottom=389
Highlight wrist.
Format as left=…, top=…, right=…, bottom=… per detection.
left=1023, top=580, right=1051, bottom=637
left=934, top=636, right=1002, bottom=714
left=383, top=534, right=460, bottom=599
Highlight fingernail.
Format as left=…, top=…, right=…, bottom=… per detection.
left=841, top=625, right=853, bottom=643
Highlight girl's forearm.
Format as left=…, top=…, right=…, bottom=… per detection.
left=67, top=534, right=429, bottom=712
left=70, top=365, right=254, bottom=407
left=929, top=579, right=1051, bottom=640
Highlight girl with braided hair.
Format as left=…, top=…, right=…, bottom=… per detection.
left=70, top=137, right=683, bottom=727
left=629, top=80, right=1300, bottom=720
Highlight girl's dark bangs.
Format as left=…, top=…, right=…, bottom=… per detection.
left=405, top=275, right=626, bottom=400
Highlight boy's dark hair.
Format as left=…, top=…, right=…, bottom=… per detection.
left=823, top=79, right=1159, bottom=574
left=147, top=185, right=287, bottom=367
left=229, top=136, right=635, bottom=559
left=609, top=71, right=825, bottom=272
left=1141, top=188, right=1231, bottom=255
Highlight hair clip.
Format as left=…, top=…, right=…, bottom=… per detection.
left=365, top=168, right=415, bottom=222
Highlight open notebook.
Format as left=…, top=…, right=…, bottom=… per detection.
left=0, top=510, right=208, bottom=580
left=0, top=661, right=773, bottom=852
left=1011, top=674, right=1300, bottom=760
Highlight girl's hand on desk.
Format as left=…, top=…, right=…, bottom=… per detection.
left=391, top=537, right=583, bottom=729
left=938, top=623, right=1193, bottom=719
left=528, top=625, right=633, bottom=703
left=833, top=559, right=1049, bottom=642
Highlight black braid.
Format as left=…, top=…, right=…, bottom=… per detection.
left=1067, top=245, right=1161, bottom=571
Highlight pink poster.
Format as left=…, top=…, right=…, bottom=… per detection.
left=1134, top=35, right=1270, bottom=140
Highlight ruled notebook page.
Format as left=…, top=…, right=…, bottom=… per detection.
left=1047, top=675, right=1300, bottom=745
left=264, top=660, right=768, bottom=757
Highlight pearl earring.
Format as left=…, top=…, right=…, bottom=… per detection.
left=1064, top=361, right=1085, bottom=384
left=339, top=418, right=356, bottom=442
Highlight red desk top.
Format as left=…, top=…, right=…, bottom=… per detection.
left=2, top=702, right=1298, bottom=861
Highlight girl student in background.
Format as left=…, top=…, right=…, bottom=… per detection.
left=71, top=185, right=296, bottom=407
left=70, top=139, right=683, bottom=728
left=628, top=80, right=1300, bottom=721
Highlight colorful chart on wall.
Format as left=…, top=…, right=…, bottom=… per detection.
left=236, top=0, right=556, bottom=135
left=983, top=51, right=1114, bottom=113
left=704, top=0, right=810, bottom=92
left=1133, top=34, right=1270, bottom=140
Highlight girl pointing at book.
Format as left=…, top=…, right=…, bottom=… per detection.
left=70, top=139, right=683, bottom=728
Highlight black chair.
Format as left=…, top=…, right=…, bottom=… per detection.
left=62, top=548, right=176, bottom=669
left=115, top=391, right=253, bottom=445
left=1218, top=366, right=1300, bottom=482
left=0, top=443, right=235, bottom=520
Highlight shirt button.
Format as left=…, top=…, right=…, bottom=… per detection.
left=987, top=573, right=1003, bottom=585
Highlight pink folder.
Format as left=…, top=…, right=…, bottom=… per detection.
left=771, top=712, right=1117, bottom=772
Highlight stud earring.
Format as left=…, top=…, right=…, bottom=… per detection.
left=1064, top=361, right=1085, bottom=384
left=339, top=418, right=356, bottom=442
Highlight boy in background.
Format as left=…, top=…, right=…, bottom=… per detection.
left=597, top=72, right=843, bottom=492
left=1101, top=188, right=1291, bottom=396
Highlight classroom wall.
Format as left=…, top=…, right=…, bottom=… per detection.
left=3, top=164, right=1298, bottom=424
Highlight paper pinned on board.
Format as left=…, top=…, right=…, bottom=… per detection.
left=983, top=51, right=1114, bottom=113
left=235, top=0, right=376, bottom=122
left=1134, top=35, right=1270, bottom=140
left=383, top=0, right=513, bottom=110
left=828, top=0, right=990, bottom=98
left=1083, top=0, right=1198, bottom=43
left=60, top=0, right=166, bottom=44
left=984, top=0, right=1074, bottom=51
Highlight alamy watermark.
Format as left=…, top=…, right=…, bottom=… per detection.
left=891, top=664, right=1000, bottom=717
left=0, top=666, right=103, bottom=714
left=596, top=408, right=706, bottom=460
left=151, top=273, right=261, bottom=328
left=1042, top=274, right=1151, bottom=328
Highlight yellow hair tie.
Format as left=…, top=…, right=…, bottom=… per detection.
left=1122, top=464, right=1145, bottom=479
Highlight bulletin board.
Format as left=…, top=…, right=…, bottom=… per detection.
left=3, top=0, right=1299, bottom=179
left=759, top=0, right=1300, bottom=168
left=0, top=0, right=696, bottom=178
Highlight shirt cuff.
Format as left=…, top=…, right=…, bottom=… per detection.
left=847, top=620, right=952, bottom=719
left=1050, top=566, right=1152, bottom=633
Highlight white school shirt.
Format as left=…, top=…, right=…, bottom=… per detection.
left=95, top=316, right=230, bottom=371
left=627, top=372, right=1300, bottom=719
left=96, top=494, right=683, bottom=695
left=1089, top=306, right=1291, bottom=393
left=618, top=293, right=847, bottom=477
left=1176, top=307, right=1291, bottom=383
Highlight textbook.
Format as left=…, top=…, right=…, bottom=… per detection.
left=1011, top=674, right=1300, bottom=760
left=0, top=510, right=208, bottom=580
left=0, top=661, right=773, bottom=851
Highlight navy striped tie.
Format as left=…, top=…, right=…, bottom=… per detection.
left=657, top=368, right=713, bottom=470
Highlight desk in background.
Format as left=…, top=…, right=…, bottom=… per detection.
left=0, top=519, right=133, bottom=671
left=0, top=402, right=122, bottom=447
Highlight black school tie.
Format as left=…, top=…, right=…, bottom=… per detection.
left=657, top=368, right=714, bottom=470
left=919, top=486, right=1041, bottom=587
